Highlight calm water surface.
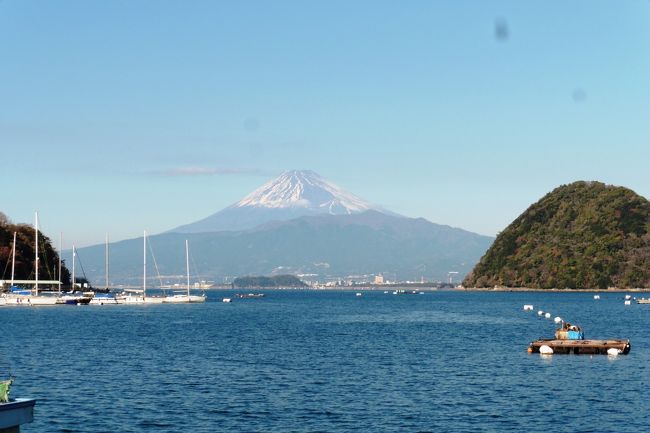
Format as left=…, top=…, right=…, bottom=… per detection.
left=4, top=290, right=650, bottom=432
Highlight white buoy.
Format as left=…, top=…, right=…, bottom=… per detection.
left=624, top=295, right=631, bottom=300
left=624, top=300, right=631, bottom=305
left=545, top=312, right=551, bottom=319
left=539, top=345, right=554, bottom=355
left=356, top=292, right=362, bottom=297
left=222, top=298, right=232, bottom=303
left=594, top=295, right=600, bottom=300
left=523, top=304, right=533, bottom=311
left=538, top=310, right=544, bottom=316
left=607, top=348, right=622, bottom=356
left=554, top=316, right=562, bottom=323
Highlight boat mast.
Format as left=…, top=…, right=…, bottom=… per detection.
left=10, top=232, right=16, bottom=286
left=35, top=211, right=39, bottom=296
left=58, top=232, right=62, bottom=294
left=143, top=230, right=147, bottom=299
left=72, top=244, right=76, bottom=291
left=105, top=233, right=109, bottom=291
left=186, top=239, right=190, bottom=297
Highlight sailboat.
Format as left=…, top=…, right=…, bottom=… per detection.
left=163, top=240, right=206, bottom=303
left=90, top=234, right=119, bottom=305
left=121, top=231, right=165, bottom=304
left=1, top=213, right=61, bottom=305
left=57, top=245, right=93, bottom=305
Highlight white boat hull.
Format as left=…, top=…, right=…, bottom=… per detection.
left=163, top=294, right=206, bottom=303
left=1, top=295, right=59, bottom=306
left=89, top=297, right=120, bottom=305
left=118, top=295, right=165, bottom=304
left=143, top=296, right=165, bottom=304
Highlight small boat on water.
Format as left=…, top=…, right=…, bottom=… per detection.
left=234, top=293, right=265, bottom=299
left=392, top=289, right=419, bottom=295
left=528, top=322, right=630, bottom=355
left=637, top=298, right=650, bottom=304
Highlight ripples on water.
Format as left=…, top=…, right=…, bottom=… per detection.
left=4, top=291, right=650, bottom=432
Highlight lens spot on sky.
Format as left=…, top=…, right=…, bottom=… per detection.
left=494, top=18, right=509, bottom=41
left=244, top=117, right=260, bottom=132
left=572, top=88, right=587, bottom=103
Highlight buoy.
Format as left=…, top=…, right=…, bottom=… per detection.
left=594, top=295, right=600, bottom=300
left=222, top=298, right=232, bottom=303
left=523, top=304, right=533, bottom=311
left=545, top=312, right=551, bottom=319
left=624, top=295, right=631, bottom=300
left=538, top=310, right=544, bottom=316
left=356, top=292, right=362, bottom=297
left=527, top=347, right=533, bottom=353
left=624, top=300, right=631, bottom=305
left=539, top=345, right=554, bottom=355
left=554, top=316, right=562, bottom=323
left=607, top=348, right=622, bottom=356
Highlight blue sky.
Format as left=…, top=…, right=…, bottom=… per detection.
left=2, top=1, right=649, bottom=247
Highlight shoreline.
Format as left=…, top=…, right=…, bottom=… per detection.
left=456, top=287, right=650, bottom=292
left=204, top=286, right=650, bottom=293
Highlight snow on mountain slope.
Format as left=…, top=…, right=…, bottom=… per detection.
left=234, top=170, right=374, bottom=213
left=170, top=170, right=396, bottom=233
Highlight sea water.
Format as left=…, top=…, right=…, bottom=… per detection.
left=4, top=290, right=650, bottom=432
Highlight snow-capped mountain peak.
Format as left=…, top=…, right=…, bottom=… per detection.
left=170, top=169, right=396, bottom=233
left=233, top=170, right=375, bottom=214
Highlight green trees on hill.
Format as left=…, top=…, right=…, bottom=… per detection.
left=463, top=181, right=650, bottom=289
left=0, top=212, right=71, bottom=287
left=233, top=275, right=307, bottom=288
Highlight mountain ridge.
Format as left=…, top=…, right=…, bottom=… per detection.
left=70, top=211, right=493, bottom=284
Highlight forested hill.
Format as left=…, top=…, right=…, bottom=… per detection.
left=0, top=213, right=71, bottom=286
left=463, top=181, right=650, bottom=289
left=232, top=275, right=307, bottom=288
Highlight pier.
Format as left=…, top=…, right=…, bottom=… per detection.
left=528, top=339, right=631, bottom=355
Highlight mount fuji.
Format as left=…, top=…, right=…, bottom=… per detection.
left=171, top=170, right=398, bottom=233
left=69, top=170, right=494, bottom=283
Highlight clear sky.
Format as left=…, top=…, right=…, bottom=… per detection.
left=2, top=1, right=649, bottom=247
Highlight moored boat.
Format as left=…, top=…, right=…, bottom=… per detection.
left=162, top=240, right=206, bottom=304
left=89, top=292, right=120, bottom=305
left=1, top=217, right=62, bottom=306
left=57, top=291, right=93, bottom=305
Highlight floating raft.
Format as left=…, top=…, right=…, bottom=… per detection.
left=528, top=339, right=631, bottom=355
